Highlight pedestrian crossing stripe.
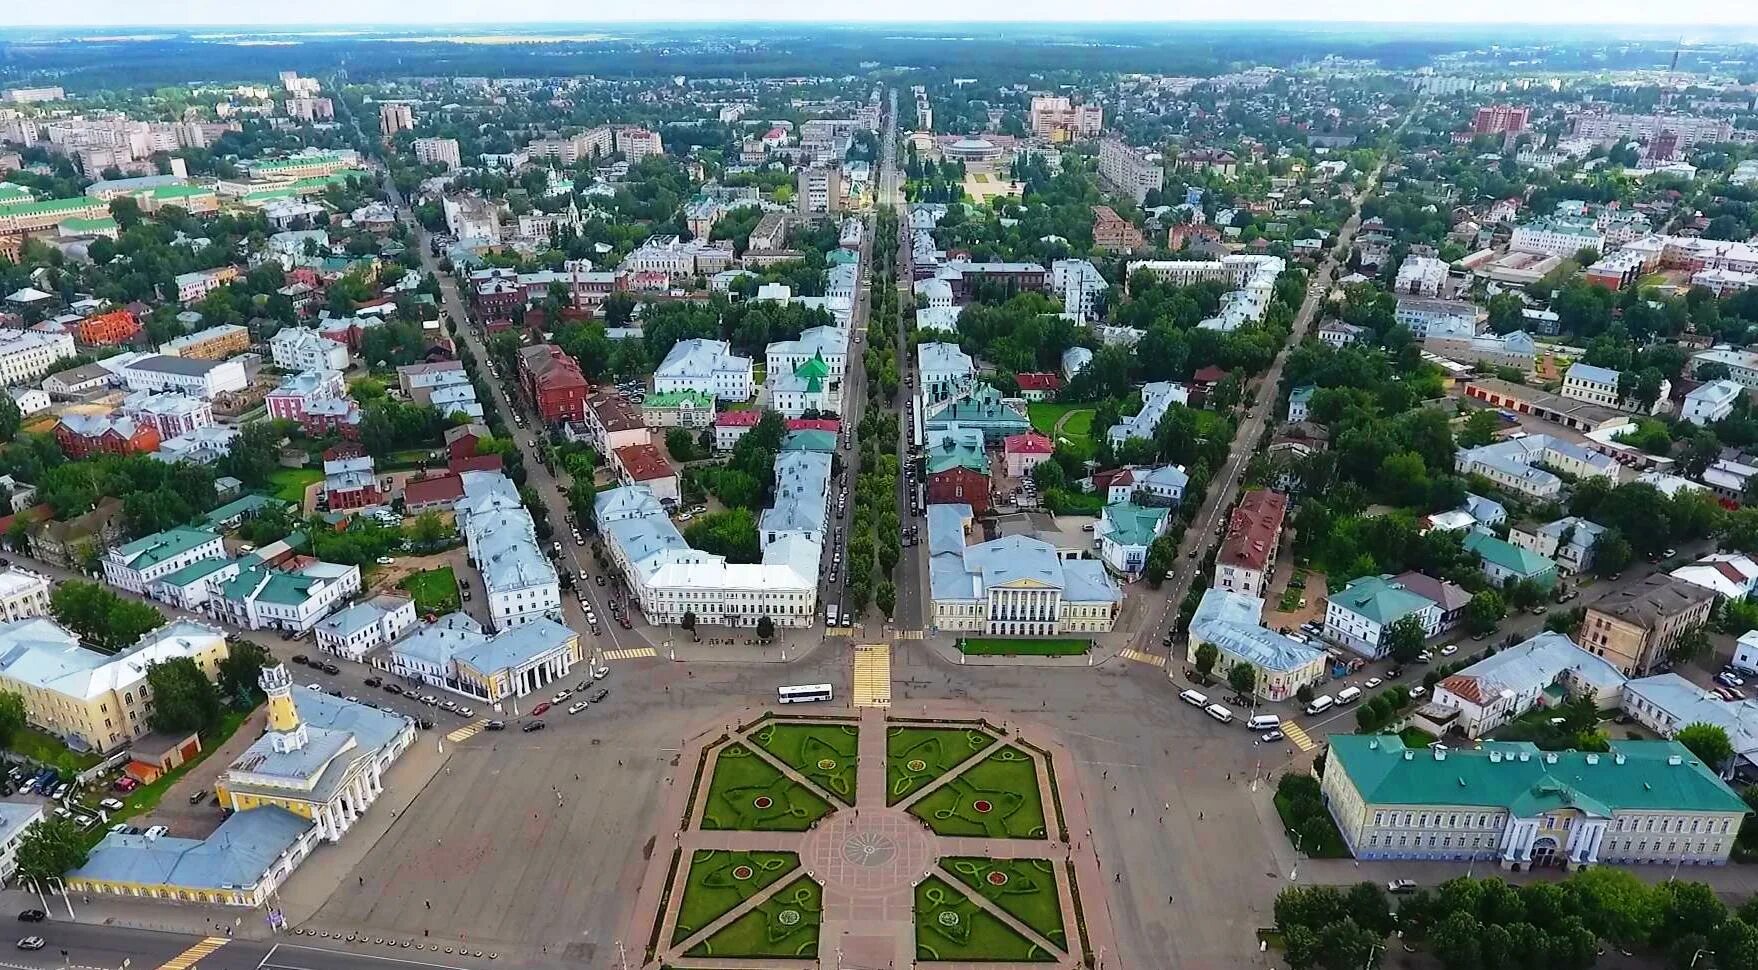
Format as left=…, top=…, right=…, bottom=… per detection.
left=155, top=937, right=229, bottom=970
left=1119, top=648, right=1166, bottom=668
left=896, top=629, right=924, bottom=640
left=1280, top=720, right=1317, bottom=753
left=852, top=643, right=891, bottom=708
left=824, top=627, right=854, bottom=637
left=601, top=647, right=657, bottom=661
left=446, top=718, right=488, bottom=743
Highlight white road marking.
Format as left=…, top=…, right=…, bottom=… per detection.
left=258, top=943, right=477, bottom=970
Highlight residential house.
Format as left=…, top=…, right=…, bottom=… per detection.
left=1580, top=576, right=1717, bottom=675
left=1324, top=574, right=1442, bottom=659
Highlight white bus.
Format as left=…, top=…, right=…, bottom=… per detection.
left=779, top=684, right=834, bottom=704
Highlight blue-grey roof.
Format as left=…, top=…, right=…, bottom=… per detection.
left=758, top=451, right=832, bottom=537
left=454, top=617, right=575, bottom=675
left=391, top=613, right=484, bottom=668
left=1448, top=631, right=1627, bottom=701
left=927, top=522, right=1121, bottom=606
left=928, top=504, right=972, bottom=559
left=0, top=802, right=42, bottom=844
left=1624, top=673, right=1758, bottom=759
left=1191, top=589, right=1325, bottom=673
left=72, top=806, right=309, bottom=891
left=1567, top=362, right=1621, bottom=386
left=917, top=341, right=973, bottom=377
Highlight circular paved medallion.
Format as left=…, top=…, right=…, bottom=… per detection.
left=803, top=807, right=936, bottom=896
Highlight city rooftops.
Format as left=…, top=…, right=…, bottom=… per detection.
left=1327, top=735, right=1745, bottom=816
left=71, top=805, right=310, bottom=891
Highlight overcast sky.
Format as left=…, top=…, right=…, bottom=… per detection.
left=18, top=0, right=1758, bottom=27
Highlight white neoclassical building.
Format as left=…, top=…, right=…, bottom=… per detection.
left=926, top=505, right=1120, bottom=637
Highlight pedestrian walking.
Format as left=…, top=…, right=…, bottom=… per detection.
left=1198, top=812, right=1204, bottom=821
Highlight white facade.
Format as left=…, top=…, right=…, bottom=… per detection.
left=1395, top=255, right=1449, bottom=297
left=271, top=328, right=350, bottom=372
left=1682, top=380, right=1742, bottom=426
left=1561, top=363, right=1622, bottom=408
left=314, top=596, right=418, bottom=661
left=102, top=529, right=227, bottom=595
left=116, top=356, right=248, bottom=399
left=654, top=339, right=753, bottom=402
left=0, top=328, right=76, bottom=384
left=1050, top=259, right=1108, bottom=323
left=454, top=472, right=561, bottom=632
left=412, top=138, right=461, bottom=169
left=0, top=567, right=52, bottom=623
left=1509, top=219, right=1605, bottom=260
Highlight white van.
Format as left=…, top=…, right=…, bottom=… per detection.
left=1337, top=686, right=1364, bottom=705
left=1247, top=714, right=1281, bottom=732
left=1205, top=703, right=1234, bottom=724
left=1306, top=695, right=1335, bottom=716
left=1179, top=689, right=1209, bottom=708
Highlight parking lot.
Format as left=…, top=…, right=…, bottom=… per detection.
left=285, top=653, right=488, bottom=726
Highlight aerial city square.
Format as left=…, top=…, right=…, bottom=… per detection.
left=4, top=5, right=1758, bottom=969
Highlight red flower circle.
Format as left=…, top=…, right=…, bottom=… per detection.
left=732, top=865, right=754, bottom=881
left=753, top=796, right=774, bottom=810
left=987, top=871, right=1009, bottom=886
left=972, top=799, right=993, bottom=814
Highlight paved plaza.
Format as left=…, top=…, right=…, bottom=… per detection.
left=287, top=638, right=1288, bottom=969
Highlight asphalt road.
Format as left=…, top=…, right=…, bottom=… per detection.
left=0, top=920, right=498, bottom=970
left=380, top=186, right=638, bottom=661
left=1149, top=156, right=1390, bottom=651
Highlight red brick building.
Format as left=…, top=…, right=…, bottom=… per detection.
left=74, top=309, right=141, bottom=346
left=927, top=466, right=990, bottom=515
left=1472, top=105, right=1529, bottom=136
left=516, top=344, right=590, bottom=425
left=54, top=414, right=160, bottom=459
left=1091, top=205, right=1144, bottom=253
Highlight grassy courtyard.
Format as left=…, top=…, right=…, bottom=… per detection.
left=1026, top=402, right=1096, bottom=454
left=915, top=875, right=1055, bottom=963
left=699, top=743, right=834, bottom=832
left=943, top=857, right=1066, bottom=949
left=749, top=720, right=859, bottom=804
left=685, top=875, right=822, bottom=960
left=958, top=638, right=1091, bottom=657
left=671, top=850, right=800, bottom=944
left=908, top=747, right=1048, bottom=839
left=399, top=566, right=460, bottom=615
left=267, top=467, right=323, bottom=504
left=886, top=726, right=998, bottom=806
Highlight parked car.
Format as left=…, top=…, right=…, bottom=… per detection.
left=143, top=825, right=168, bottom=839
left=1388, top=879, right=1418, bottom=894
left=188, top=789, right=207, bottom=805
left=1439, top=645, right=1458, bottom=657
left=323, top=664, right=340, bottom=675
left=17, top=936, right=45, bottom=951
left=290, top=655, right=308, bottom=665
left=485, top=720, right=506, bottom=731
left=568, top=701, right=588, bottom=715
left=522, top=721, right=547, bottom=733
left=364, top=677, right=381, bottom=688
left=591, top=688, right=609, bottom=703
left=1261, top=729, right=1284, bottom=742
left=1364, top=677, right=1383, bottom=689
left=99, top=798, right=124, bottom=812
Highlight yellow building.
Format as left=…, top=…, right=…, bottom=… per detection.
left=66, top=664, right=413, bottom=908
left=214, top=664, right=414, bottom=841
left=0, top=618, right=229, bottom=753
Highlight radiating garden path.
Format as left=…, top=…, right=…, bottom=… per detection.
left=636, top=705, right=1119, bottom=970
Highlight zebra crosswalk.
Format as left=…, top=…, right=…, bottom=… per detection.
left=824, top=627, right=855, bottom=638
left=852, top=644, right=892, bottom=708
left=601, top=647, right=657, bottom=661
left=154, top=937, right=228, bottom=970
left=1280, top=720, right=1318, bottom=753
left=1118, top=648, right=1166, bottom=668
left=895, top=629, right=925, bottom=640
left=446, top=718, right=488, bottom=743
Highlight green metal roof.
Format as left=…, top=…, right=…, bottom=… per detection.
left=781, top=429, right=837, bottom=453
left=1328, top=735, right=1747, bottom=816
left=1330, top=575, right=1435, bottom=625
left=113, top=527, right=221, bottom=571
left=1101, top=502, right=1169, bottom=547
left=201, top=494, right=291, bottom=528
left=0, top=196, right=107, bottom=218
left=1465, top=531, right=1557, bottom=580
left=58, top=217, right=118, bottom=233
left=248, top=152, right=347, bottom=172
left=926, top=433, right=989, bottom=475
left=644, top=389, right=713, bottom=409
left=158, top=556, right=237, bottom=587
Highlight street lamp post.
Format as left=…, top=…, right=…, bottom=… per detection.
left=1691, top=948, right=1715, bottom=968
left=47, top=877, right=73, bottom=919
left=1364, top=941, right=1385, bottom=969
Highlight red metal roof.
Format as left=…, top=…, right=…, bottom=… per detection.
left=1004, top=431, right=1054, bottom=455
left=1218, top=489, right=1288, bottom=572
left=615, top=443, right=674, bottom=483
left=715, top=410, right=762, bottom=428
left=1015, top=372, right=1062, bottom=392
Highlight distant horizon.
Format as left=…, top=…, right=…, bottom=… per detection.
left=4, top=5, right=1757, bottom=30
